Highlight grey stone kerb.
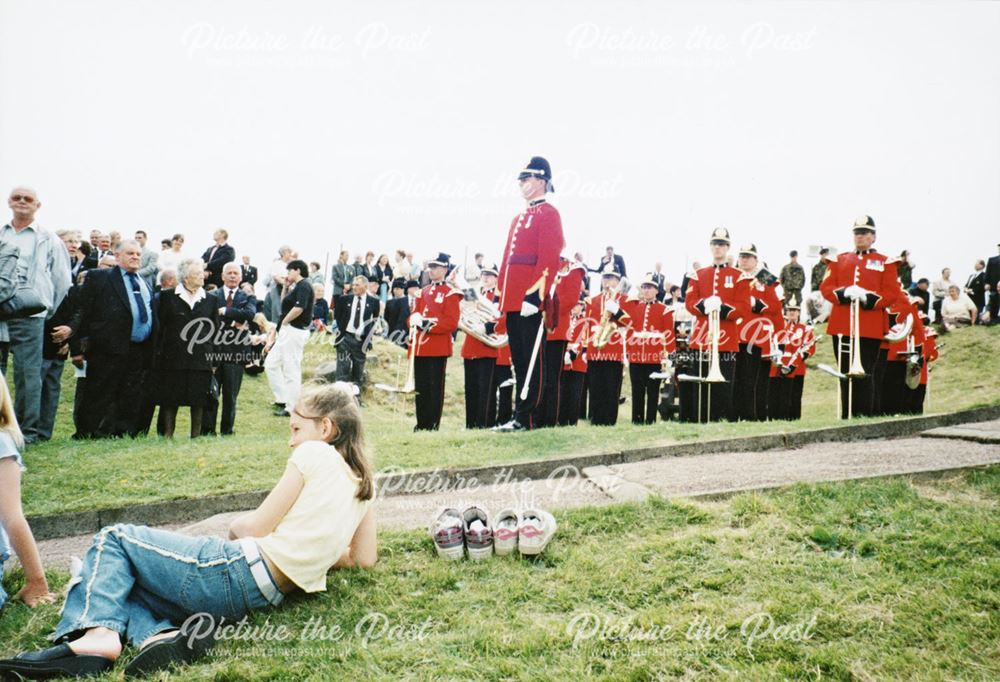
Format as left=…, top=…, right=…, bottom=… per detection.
left=26, top=404, right=1000, bottom=541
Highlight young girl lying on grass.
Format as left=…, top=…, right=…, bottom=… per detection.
left=0, top=381, right=377, bottom=679
left=0, top=380, right=55, bottom=611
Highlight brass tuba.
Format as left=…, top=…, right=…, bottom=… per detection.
left=450, top=267, right=508, bottom=349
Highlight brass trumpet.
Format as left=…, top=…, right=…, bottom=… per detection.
left=847, top=297, right=866, bottom=377
left=592, top=284, right=621, bottom=350
left=704, top=308, right=726, bottom=383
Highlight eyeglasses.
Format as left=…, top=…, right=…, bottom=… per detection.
left=10, top=195, right=35, bottom=203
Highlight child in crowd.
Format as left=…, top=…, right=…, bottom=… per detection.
left=0, top=380, right=54, bottom=611
left=0, top=382, right=377, bottom=679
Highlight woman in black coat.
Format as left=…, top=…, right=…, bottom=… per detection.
left=155, top=258, right=218, bottom=438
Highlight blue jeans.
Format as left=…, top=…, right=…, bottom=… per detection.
left=7, top=317, right=44, bottom=443
left=0, top=548, right=9, bottom=611
left=54, top=524, right=277, bottom=646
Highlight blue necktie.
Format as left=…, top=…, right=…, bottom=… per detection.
left=126, top=272, right=149, bottom=324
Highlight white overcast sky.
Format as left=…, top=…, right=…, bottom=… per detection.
left=2, top=0, right=998, bottom=290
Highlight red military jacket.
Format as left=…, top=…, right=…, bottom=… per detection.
left=622, top=298, right=676, bottom=365
left=820, top=249, right=899, bottom=339
left=408, top=281, right=462, bottom=357
left=547, top=264, right=586, bottom=341
left=461, top=288, right=500, bottom=360
left=494, top=314, right=512, bottom=367
left=921, top=334, right=938, bottom=385
left=886, top=297, right=925, bottom=362
left=684, top=263, right=751, bottom=353
left=497, top=199, right=565, bottom=313
left=734, top=270, right=784, bottom=352
left=770, top=322, right=815, bottom=378
left=563, top=314, right=588, bottom=373
left=585, top=292, right=630, bottom=362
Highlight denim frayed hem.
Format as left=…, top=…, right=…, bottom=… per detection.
left=52, top=619, right=127, bottom=643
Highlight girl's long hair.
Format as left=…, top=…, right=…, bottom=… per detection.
left=0, top=379, right=25, bottom=449
left=294, top=382, right=374, bottom=500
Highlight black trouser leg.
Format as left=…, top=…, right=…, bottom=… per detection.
left=490, top=364, right=513, bottom=427
left=733, top=344, right=757, bottom=421
left=220, top=363, right=244, bottom=434
left=881, top=361, right=907, bottom=415
left=190, top=406, right=203, bottom=439
left=629, top=363, right=660, bottom=424
left=770, top=377, right=789, bottom=420
left=160, top=406, right=177, bottom=438
left=464, top=358, right=495, bottom=429
left=506, top=312, right=545, bottom=428
left=558, top=371, right=585, bottom=425
left=790, top=376, right=804, bottom=419
left=414, top=356, right=447, bottom=431
left=754, top=357, right=771, bottom=421
left=989, top=292, right=1000, bottom=325
left=697, top=351, right=736, bottom=422
left=539, top=340, right=566, bottom=428
left=588, top=360, right=623, bottom=426
left=833, top=336, right=881, bottom=418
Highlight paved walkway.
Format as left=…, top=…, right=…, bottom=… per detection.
left=33, top=420, right=1000, bottom=569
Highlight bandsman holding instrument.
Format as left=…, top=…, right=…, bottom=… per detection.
left=623, top=273, right=676, bottom=424
left=557, top=297, right=589, bottom=426
left=539, top=256, right=586, bottom=427
left=683, top=228, right=750, bottom=422
left=881, top=291, right=926, bottom=415
left=768, top=303, right=815, bottom=420
left=495, top=156, right=565, bottom=432
left=733, top=244, right=783, bottom=421
left=909, top=325, right=938, bottom=414
left=408, top=253, right=462, bottom=431
left=585, top=265, right=630, bottom=426
left=820, top=215, right=900, bottom=418
left=461, top=264, right=501, bottom=429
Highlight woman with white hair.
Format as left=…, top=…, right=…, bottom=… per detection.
left=940, top=284, right=978, bottom=331
left=154, top=258, right=218, bottom=437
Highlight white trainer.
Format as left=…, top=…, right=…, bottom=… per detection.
left=462, top=505, right=494, bottom=561
left=517, top=508, right=557, bottom=556
left=429, top=508, right=465, bottom=560
left=493, top=508, right=521, bottom=556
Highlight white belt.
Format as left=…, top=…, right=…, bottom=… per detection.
left=239, top=538, right=284, bottom=607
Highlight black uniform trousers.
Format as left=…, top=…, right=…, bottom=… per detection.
left=414, top=356, right=448, bottom=431
left=733, top=344, right=759, bottom=421
left=490, top=364, right=514, bottom=427
left=202, top=362, right=245, bottom=435
left=558, top=371, right=586, bottom=426
left=769, top=375, right=804, bottom=420
left=463, top=358, right=495, bottom=429
left=880, top=360, right=907, bottom=416
left=629, top=363, right=661, bottom=424
left=587, top=360, right=623, bottom=426
left=80, top=345, right=151, bottom=438
left=832, top=336, right=883, bottom=419
left=538, top=339, right=567, bottom=428
left=904, top=384, right=926, bottom=414
left=506, top=312, right=545, bottom=428
left=694, top=351, right=737, bottom=422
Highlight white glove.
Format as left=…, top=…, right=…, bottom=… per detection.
left=703, top=295, right=722, bottom=313
left=408, top=312, right=423, bottom=327
left=520, top=300, right=539, bottom=317
left=769, top=350, right=783, bottom=364
left=605, top=298, right=620, bottom=315
left=564, top=351, right=572, bottom=365
left=844, top=285, right=869, bottom=301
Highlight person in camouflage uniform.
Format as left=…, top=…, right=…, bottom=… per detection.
left=810, top=247, right=829, bottom=291
left=780, top=250, right=806, bottom=306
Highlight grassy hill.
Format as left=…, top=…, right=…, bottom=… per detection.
left=16, top=324, right=1000, bottom=517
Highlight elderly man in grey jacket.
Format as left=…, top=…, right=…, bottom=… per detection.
left=1, top=187, right=71, bottom=444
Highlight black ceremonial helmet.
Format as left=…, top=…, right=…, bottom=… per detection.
left=517, top=156, right=554, bottom=193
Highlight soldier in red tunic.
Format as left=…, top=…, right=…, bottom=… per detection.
left=623, top=273, right=676, bottom=424
left=557, top=297, right=589, bottom=426
left=733, top=244, right=784, bottom=421
left=407, top=252, right=462, bottom=431
left=585, top=265, right=630, bottom=426
left=820, top=215, right=900, bottom=418
left=539, top=257, right=586, bottom=427
left=494, top=156, right=565, bottom=431
left=684, top=228, right=751, bottom=422
left=908, top=325, right=938, bottom=414
left=880, top=290, right=925, bottom=415
left=461, top=265, right=500, bottom=429
left=768, top=303, right=815, bottom=420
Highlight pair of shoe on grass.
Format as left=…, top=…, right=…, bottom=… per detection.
left=430, top=505, right=556, bottom=560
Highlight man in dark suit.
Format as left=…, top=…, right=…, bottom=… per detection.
left=81, top=232, right=113, bottom=271
left=651, top=262, right=666, bottom=302
left=593, top=246, right=627, bottom=278
left=202, top=262, right=257, bottom=435
left=240, top=255, right=257, bottom=287
left=68, top=240, right=155, bottom=438
left=333, top=275, right=380, bottom=393
left=986, top=244, right=1000, bottom=325
left=384, top=278, right=416, bottom=348
left=965, top=259, right=987, bottom=321
left=201, top=229, right=236, bottom=288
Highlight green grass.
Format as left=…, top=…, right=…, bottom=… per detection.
left=4, top=467, right=999, bottom=679
left=17, top=324, right=1000, bottom=518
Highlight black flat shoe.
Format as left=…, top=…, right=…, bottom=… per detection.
left=0, top=643, right=113, bottom=679
left=123, top=630, right=215, bottom=678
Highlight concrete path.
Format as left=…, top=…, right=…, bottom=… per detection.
left=32, top=420, right=1000, bottom=569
